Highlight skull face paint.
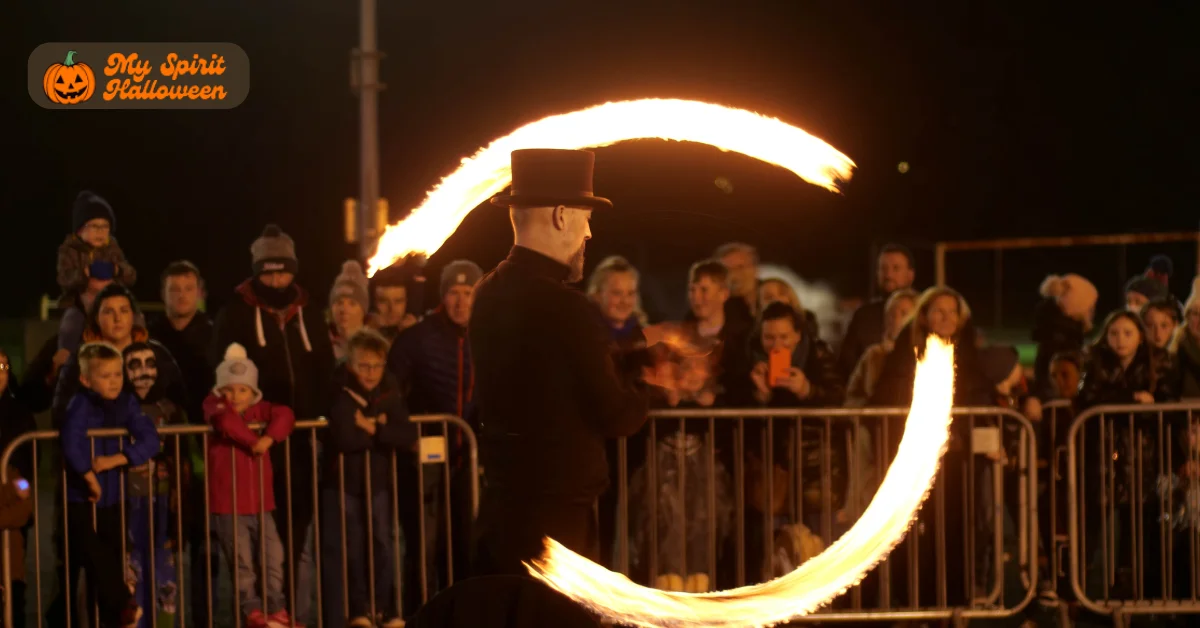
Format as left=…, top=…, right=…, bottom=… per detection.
left=124, top=348, right=158, bottom=399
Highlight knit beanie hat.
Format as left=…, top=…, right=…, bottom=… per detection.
left=1040, top=274, right=1098, bottom=322
left=329, top=260, right=369, bottom=313
left=1125, top=274, right=1166, bottom=302
left=440, top=260, right=483, bottom=297
left=978, top=345, right=1021, bottom=386
left=212, top=342, right=262, bottom=403
left=72, top=190, right=116, bottom=234
left=250, top=224, right=298, bottom=276
left=1148, top=255, right=1173, bottom=279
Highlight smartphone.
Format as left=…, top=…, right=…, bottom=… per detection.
left=768, top=348, right=792, bottom=388
left=15, top=479, right=29, bottom=491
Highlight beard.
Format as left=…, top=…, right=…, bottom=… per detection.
left=566, top=242, right=586, bottom=283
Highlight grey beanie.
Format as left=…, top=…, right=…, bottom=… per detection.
left=251, top=224, right=298, bottom=276
left=440, top=260, right=483, bottom=296
left=212, top=342, right=262, bottom=403
left=329, top=260, right=370, bottom=312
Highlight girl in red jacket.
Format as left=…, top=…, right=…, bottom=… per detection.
left=205, top=343, right=296, bottom=628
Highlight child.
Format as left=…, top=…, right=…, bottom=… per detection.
left=205, top=343, right=295, bottom=628
left=321, top=329, right=414, bottom=628
left=1033, top=274, right=1097, bottom=400
left=61, top=342, right=161, bottom=628
left=122, top=342, right=190, bottom=628
left=56, top=191, right=136, bottom=305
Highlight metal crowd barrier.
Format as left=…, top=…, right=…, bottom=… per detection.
left=615, top=406, right=1040, bottom=624
left=0, top=414, right=477, bottom=628
left=1066, top=401, right=1200, bottom=626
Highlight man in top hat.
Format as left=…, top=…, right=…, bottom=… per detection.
left=469, top=148, right=664, bottom=576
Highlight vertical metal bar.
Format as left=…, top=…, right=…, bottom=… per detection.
left=148, top=442, right=158, bottom=628
left=735, top=420, right=745, bottom=587
left=91, top=436, right=98, bottom=628
left=1158, top=412, right=1167, bottom=601
left=339, top=454, right=349, bottom=620
left=821, top=417, right=833, bottom=545
left=441, top=420, right=454, bottom=586
left=707, top=416, right=716, bottom=588
left=764, top=418, right=774, bottom=582
left=63, top=467, right=72, bottom=628
left=34, top=443, right=43, bottom=628
left=677, top=418, right=687, bottom=582
left=175, top=435, right=187, bottom=628
left=258, top=449, right=267, bottom=624
left=618, top=435, right=629, bottom=575
left=356, top=0, right=382, bottom=258
left=203, top=433, right=213, bottom=628
left=416, top=430, right=428, bottom=602
left=283, top=441, right=295, bottom=622
left=311, top=428, right=323, bottom=626
left=648, top=418, right=658, bottom=584
left=390, top=451, right=402, bottom=618
left=366, top=450, right=377, bottom=622
left=231, top=440, right=240, bottom=627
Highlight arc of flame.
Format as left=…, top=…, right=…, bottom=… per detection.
left=366, top=98, right=855, bottom=276
left=526, top=337, right=956, bottom=627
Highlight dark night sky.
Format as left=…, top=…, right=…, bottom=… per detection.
left=3, top=1, right=1197, bottom=323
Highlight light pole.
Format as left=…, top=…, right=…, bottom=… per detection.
left=355, top=0, right=383, bottom=260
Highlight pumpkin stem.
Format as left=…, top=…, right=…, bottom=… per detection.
left=64, top=50, right=77, bottom=66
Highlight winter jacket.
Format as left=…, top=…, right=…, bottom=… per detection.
left=149, top=311, right=215, bottom=426
left=323, top=367, right=416, bottom=496
left=203, top=394, right=295, bottom=515
left=1032, top=297, right=1088, bottom=400
left=0, top=467, right=33, bottom=582
left=750, top=311, right=845, bottom=408
left=56, top=233, right=136, bottom=299
left=61, top=389, right=161, bottom=507
left=210, top=279, right=334, bottom=421
left=838, top=297, right=887, bottom=379
left=53, top=328, right=187, bottom=429
left=869, top=321, right=993, bottom=408
left=1173, top=331, right=1200, bottom=399
left=468, top=246, right=650, bottom=501
left=1075, top=347, right=1175, bottom=412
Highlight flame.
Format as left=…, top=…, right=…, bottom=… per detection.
left=526, top=337, right=956, bottom=628
left=366, top=98, right=855, bottom=276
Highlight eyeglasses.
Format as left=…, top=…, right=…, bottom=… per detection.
left=0, top=363, right=9, bottom=372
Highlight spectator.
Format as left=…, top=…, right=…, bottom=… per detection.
left=715, top=242, right=760, bottom=326
left=1076, top=310, right=1174, bottom=410
left=838, top=243, right=916, bottom=378
left=758, top=278, right=801, bottom=312
left=321, top=329, right=413, bottom=628
left=585, top=255, right=649, bottom=570
left=0, top=348, right=36, bottom=628
left=58, top=261, right=117, bottom=356
left=844, top=288, right=917, bottom=407
left=1140, top=297, right=1182, bottom=352
left=16, top=333, right=69, bottom=413
left=329, top=261, right=371, bottom=361
left=679, top=259, right=754, bottom=407
left=1125, top=275, right=1166, bottom=314
left=1032, top=274, right=1097, bottom=400
left=748, top=302, right=844, bottom=408
left=369, top=264, right=418, bottom=344
left=55, top=190, right=136, bottom=307
left=1048, top=351, right=1083, bottom=401
left=145, top=260, right=217, bottom=626
left=210, top=224, right=333, bottom=625
left=1170, top=279, right=1200, bottom=399
left=120, top=342, right=188, bottom=628
left=61, top=342, right=161, bottom=628
left=204, top=343, right=297, bottom=628
left=387, top=259, right=481, bottom=615
left=1145, top=254, right=1173, bottom=289
left=53, top=284, right=187, bottom=429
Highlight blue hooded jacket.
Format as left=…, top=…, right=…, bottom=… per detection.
left=61, top=389, right=161, bottom=507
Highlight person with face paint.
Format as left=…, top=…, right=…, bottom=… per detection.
left=121, top=342, right=189, bottom=628
left=469, top=149, right=667, bottom=577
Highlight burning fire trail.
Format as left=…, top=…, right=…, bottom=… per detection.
left=366, top=98, right=855, bottom=276
left=526, top=337, right=957, bottom=628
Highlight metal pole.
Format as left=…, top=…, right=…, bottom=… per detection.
left=358, top=0, right=381, bottom=260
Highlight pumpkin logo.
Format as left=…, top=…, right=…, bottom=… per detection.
left=43, top=50, right=96, bottom=104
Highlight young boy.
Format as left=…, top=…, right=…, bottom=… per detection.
left=56, top=191, right=136, bottom=304
left=205, top=343, right=295, bottom=628
left=322, top=329, right=414, bottom=628
left=61, top=342, right=161, bottom=628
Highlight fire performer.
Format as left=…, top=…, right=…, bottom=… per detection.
left=469, top=148, right=668, bottom=576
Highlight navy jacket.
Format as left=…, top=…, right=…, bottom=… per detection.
left=324, top=366, right=416, bottom=495
left=389, top=309, right=476, bottom=454
left=61, top=389, right=161, bottom=507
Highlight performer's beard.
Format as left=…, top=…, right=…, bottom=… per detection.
left=567, top=242, right=585, bottom=283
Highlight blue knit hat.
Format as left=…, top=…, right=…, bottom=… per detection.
left=72, top=191, right=116, bottom=234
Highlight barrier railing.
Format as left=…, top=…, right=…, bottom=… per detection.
left=615, top=406, right=1040, bottom=624
left=0, top=413, right=477, bottom=628
left=1066, top=401, right=1200, bottom=626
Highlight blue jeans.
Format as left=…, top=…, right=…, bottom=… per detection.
left=212, top=514, right=286, bottom=617
left=321, top=490, right=397, bottom=625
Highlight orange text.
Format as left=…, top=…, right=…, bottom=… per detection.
left=159, top=53, right=227, bottom=80
left=103, top=52, right=153, bottom=83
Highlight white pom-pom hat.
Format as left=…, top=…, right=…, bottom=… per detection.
left=213, top=342, right=262, bottom=403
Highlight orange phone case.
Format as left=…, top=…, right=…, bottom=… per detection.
left=768, top=349, right=791, bottom=387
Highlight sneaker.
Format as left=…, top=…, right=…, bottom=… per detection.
left=267, top=609, right=303, bottom=628
left=246, top=610, right=270, bottom=628
left=348, top=617, right=374, bottom=628
left=121, top=603, right=143, bottom=628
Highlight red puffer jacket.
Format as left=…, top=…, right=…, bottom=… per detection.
left=203, top=394, right=295, bottom=515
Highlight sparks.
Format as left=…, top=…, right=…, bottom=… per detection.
left=526, top=337, right=957, bottom=628
left=365, top=98, right=855, bottom=276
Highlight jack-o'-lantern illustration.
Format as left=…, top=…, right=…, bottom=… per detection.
left=43, top=50, right=96, bottom=104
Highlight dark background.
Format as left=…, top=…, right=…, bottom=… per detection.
left=3, top=0, right=1197, bottom=324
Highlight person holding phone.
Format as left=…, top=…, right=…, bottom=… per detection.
left=749, top=302, right=844, bottom=408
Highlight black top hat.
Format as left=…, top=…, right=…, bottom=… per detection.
left=490, top=149, right=613, bottom=210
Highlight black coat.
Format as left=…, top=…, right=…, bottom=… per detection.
left=1031, top=298, right=1087, bottom=400
left=469, top=246, right=650, bottom=500
left=838, top=297, right=886, bottom=379
left=149, top=311, right=214, bottom=425
left=323, top=366, right=415, bottom=496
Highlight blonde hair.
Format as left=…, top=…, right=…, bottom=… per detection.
left=758, top=278, right=801, bottom=311
left=1168, top=287, right=1200, bottom=354
left=907, top=286, right=971, bottom=345
left=586, top=255, right=648, bottom=326
left=78, top=341, right=122, bottom=377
